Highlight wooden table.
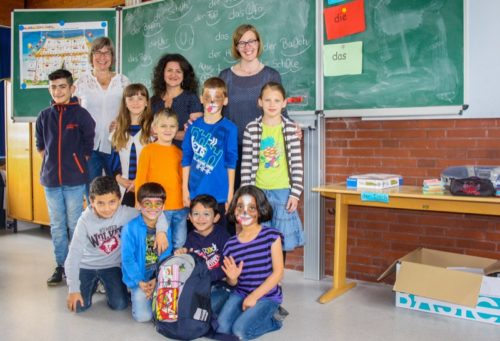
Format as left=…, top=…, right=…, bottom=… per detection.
left=313, top=183, right=500, bottom=304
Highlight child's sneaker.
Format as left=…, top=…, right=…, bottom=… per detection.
left=273, top=305, right=289, bottom=321
left=47, top=266, right=64, bottom=286
left=96, top=280, right=106, bottom=294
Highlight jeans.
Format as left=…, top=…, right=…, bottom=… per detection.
left=77, top=267, right=129, bottom=313
left=165, top=208, right=188, bottom=249
left=130, top=286, right=153, bottom=322
left=86, top=150, right=112, bottom=201
left=44, top=185, right=85, bottom=266
left=211, top=283, right=232, bottom=315
left=216, top=293, right=282, bottom=340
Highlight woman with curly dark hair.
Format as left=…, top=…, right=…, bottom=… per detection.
left=150, top=53, right=203, bottom=148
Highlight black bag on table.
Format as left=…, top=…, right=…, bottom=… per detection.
left=449, top=176, right=495, bottom=197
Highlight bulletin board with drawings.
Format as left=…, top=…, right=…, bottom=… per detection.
left=11, top=9, right=118, bottom=121
left=120, top=0, right=316, bottom=112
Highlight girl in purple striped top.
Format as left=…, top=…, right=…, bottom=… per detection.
left=216, top=185, right=284, bottom=340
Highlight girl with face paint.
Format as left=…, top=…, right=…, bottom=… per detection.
left=216, top=185, right=285, bottom=340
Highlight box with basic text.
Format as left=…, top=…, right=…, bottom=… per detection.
left=346, top=173, right=403, bottom=189
left=378, top=248, right=500, bottom=325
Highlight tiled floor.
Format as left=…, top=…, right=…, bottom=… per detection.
left=0, top=223, right=499, bottom=341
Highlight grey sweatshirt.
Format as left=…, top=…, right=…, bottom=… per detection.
left=65, top=205, right=168, bottom=293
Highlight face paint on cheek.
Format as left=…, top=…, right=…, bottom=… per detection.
left=206, top=89, right=221, bottom=114
left=236, top=195, right=255, bottom=226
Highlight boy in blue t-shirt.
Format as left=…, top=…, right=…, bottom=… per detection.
left=175, top=194, right=231, bottom=314
left=121, top=182, right=173, bottom=322
left=181, top=77, right=238, bottom=233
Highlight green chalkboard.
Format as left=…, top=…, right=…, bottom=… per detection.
left=12, top=9, right=117, bottom=121
left=323, top=0, right=464, bottom=112
left=121, top=0, right=316, bottom=112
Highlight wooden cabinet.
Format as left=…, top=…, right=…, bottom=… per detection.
left=5, top=80, right=49, bottom=226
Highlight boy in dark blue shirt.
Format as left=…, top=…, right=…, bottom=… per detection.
left=35, top=69, right=95, bottom=286
left=175, top=194, right=231, bottom=313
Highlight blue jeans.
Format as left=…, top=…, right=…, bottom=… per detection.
left=211, top=283, right=232, bottom=315
left=165, top=208, right=188, bottom=249
left=216, top=293, right=282, bottom=340
left=77, top=267, right=129, bottom=313
left=44, top=185, right=85, bottom=266
left=130, top=286, right=153, bottom=322
left=86, top=150, right=112, bottom=201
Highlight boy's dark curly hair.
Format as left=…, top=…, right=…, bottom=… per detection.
left=151, top=53, right=199, bottom=98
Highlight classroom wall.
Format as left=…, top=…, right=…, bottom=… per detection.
left=323, top=117, right=500, bottom=282
left=26, top=0, right=124, bottom=9
left=1, top=0, right=24, bottom=26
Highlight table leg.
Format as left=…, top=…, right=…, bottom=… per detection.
left=319, top=193, right=356, bottom=303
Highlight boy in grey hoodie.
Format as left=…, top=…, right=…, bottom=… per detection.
left=65, top=176, right=168, bottom=313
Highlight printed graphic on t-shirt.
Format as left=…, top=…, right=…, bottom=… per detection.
left=88, top=225, right=122, bottom=255
left=259, top=136, right=282, bottom=168
left=191, top=126, right=223, bottom=175
left=146, top=233, right=158, bottom=267
left=193, top=242, right=221, bottom=270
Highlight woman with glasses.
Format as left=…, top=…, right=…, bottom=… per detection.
left=219, top=24, right=284, bottom=188
left=74, top=37, right=131, bottom=198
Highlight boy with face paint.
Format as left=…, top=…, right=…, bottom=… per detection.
left=181, top=77, right=238, bottom=235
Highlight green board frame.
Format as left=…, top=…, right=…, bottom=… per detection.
left=323, top=0, right=464, bottom=115
left=12, top=9, right=117, bottom=121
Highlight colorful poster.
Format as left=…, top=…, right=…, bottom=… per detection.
left=19, top=21, right=107, bottom=89
left=323, top=41, right=363, bottom=77
left=324, top=0, right=366, bottom=40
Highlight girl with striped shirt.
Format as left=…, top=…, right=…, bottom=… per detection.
left=216, top=185, right=284, bottom=340
left=110, top=83, right=153, bottom=207
left=240, top=82, right=305, bottom=262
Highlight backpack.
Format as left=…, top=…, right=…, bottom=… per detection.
left=152, top=253, right=212, bottom=340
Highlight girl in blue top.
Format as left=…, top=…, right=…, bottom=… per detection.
left=150, top=53, right=203, bottom=148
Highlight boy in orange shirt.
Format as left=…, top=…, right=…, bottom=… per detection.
left=135, top=109, right=186, bottom=250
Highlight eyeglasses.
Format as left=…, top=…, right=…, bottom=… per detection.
left=237, top=39, right=258, bottom=48
left=94, top=50, right=112, bottom=57
left=141, top=200, right=164, bottom=209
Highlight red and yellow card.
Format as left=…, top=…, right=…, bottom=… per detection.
left=324, top=0, right=366, bottom=40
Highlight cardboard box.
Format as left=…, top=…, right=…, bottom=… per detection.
left=346, top=173, right=403, bottom=189
left=378, top=248, right=500, bottom=325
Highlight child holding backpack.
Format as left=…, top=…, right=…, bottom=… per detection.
left=216, top=185, right=284, bottom=340
left=121, top=182, right=173, bottom=322
left=175, top=194, right=231, bottom=314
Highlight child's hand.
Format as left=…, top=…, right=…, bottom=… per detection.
left=221, top=256, right=243, bottom=283
left=242, top=294, right=258, bottom=311
left=155, top=232, right=168, bottom=254
left=145, top=279, right=156, bottom=299
left=286, top=197, right=299, bottom=213
left=174, top=247, right=188, bottom=255
left=294, top=122, right=303, bottom=140
left=109, top=120, right=117, bottom=133
left=189, top=112, right=203, bottom=121
left=183, top=191, right=191, bottom=208
left=67, top=292, right=84, bottom=312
